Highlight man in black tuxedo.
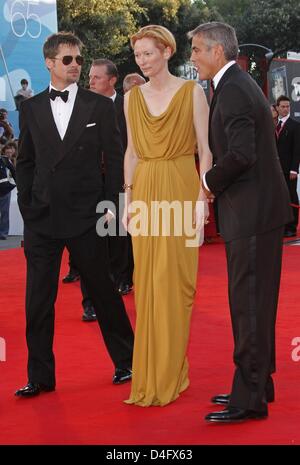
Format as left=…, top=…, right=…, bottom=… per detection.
left=15, top=32, right=134, bottom=397
left=189, top=22, right=292, bottom=423
left=276, top=95, right=300, bottom=237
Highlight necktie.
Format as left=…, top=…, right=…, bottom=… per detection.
left=276, top=120, right=282, bottom=132
left=276, top=120, right=283, bottom=139
left=49, top=89, right=69, bottom=103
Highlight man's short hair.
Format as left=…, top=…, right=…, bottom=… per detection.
left=187, top=21, right=239, bottom=61
left=21, top=79, right=28, bottom=85
left=43, top=32, right=83, bottom=59
left=91, top=59, right=118, bottom=80
left=276, top=95, right=290, bottom=106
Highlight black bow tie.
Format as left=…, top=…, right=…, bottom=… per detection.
left=49, top=89, right=69, bottom=102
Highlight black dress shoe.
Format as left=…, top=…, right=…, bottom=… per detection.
left=211, top=391, right=274, bottom=405
left=205, top=407, right=268, bottom=423
left=117, top=283, right=133, bottom=296
left=112, top=368, right=132, bottom=385
left=15, top=382, right=55, bottom=397
left=82, top=305, right=97, bottom=322
left=62, top=271, right=80, bottom=283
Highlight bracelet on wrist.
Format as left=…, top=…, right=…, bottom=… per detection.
left=123, top=184, right=133, bottom=191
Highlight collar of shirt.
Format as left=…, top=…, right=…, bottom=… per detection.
left=49, top=82, right=78, bottom=140
left=213, top=61, right=236, bottom=90
left=49, top=82, right=78, bottom=101
left=109, top=91, right=117, bottom=102
left=278, top=114, right=290, bottom=125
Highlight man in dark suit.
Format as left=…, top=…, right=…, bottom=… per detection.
left=276, top=95, right=300, bottom=237
left=89, top=59, right=134, bottom=296
left=189, top=22, right=292, bottom=423
left=15, top=32, right=134, bottom=397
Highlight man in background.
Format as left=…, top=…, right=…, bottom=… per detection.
left=89, top=59, right=134, bottom=295
left=276, top=95, right=300, bottom=237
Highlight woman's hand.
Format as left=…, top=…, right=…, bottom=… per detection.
left=122, top=192, right=132, bottom=232
left=194, top=198, right=209, bottom=232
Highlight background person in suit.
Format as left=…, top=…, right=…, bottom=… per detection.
left=89, top=59, right=134, bottom=294
left=0, top=144, right=16, bottom=239
left=189, top=21, right=292, bottom=423
left=276, top=95, right=300, bottom=237
left=15, top=32, right=134, bottom=397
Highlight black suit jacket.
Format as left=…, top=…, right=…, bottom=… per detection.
left=114, top=93, right=127, bottom=153
left=206, top=64, right=292, bottom=242
left=16, top=86, right=124, bottom=238
left=276, top=117, right=300, bottom=174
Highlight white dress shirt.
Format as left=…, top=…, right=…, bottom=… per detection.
left=212, top=60, right=236, bottom=90
left=49, top=82, right=78, bottom=139
left=109, top=91, right=117, bottom=102
left=278, top=114, right=290, bottom=126
left=203, top=61, right=236, bottom=192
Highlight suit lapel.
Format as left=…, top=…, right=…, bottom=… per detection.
left=31, top=87, right=97, bottom=167
left=31, top=88, right=64, bottom=156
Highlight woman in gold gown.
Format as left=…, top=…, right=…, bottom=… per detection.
left=123, top=25, right=212, bottom=407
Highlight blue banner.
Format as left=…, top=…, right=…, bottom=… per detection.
left=0, top=0, right=57, bottom=135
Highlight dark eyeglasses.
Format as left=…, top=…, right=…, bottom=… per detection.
left=53, top=55, right=84, bottom=66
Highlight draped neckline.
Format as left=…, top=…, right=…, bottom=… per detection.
left=137, top=80, right=191, bottom=119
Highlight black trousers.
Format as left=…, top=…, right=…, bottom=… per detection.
left=225, top=226, right=284, bottom=412
left=80, top=232, right=134, bottom=308
left=24, top=226, right=134, bottom=387
left=109, top=233, right=134, bottom=287
left=284, top=174, right=299, bottom=232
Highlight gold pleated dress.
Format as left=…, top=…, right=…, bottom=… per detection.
left=125, top=81, right=199, bottom=407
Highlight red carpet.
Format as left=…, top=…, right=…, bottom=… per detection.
left=0, top=242, right=300, bottom=445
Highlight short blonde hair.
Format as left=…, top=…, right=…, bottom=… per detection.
left=131, top=25, right=176, bottom=57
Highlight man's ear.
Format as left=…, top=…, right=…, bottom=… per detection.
left=45, top=57, right=53, bottom=71
left=215, top=43, right=224, bottom=61
left=110, top=76, right=118, bottom=88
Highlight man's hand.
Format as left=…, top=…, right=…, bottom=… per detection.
left=290, top=172, right=298, bottom=181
